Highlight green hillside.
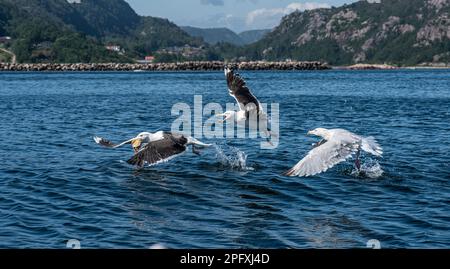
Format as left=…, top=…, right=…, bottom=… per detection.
left=0, top=0, right=203, bottom=63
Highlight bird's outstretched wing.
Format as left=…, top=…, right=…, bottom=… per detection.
left=284, top=140, right=361, bottom=177
left=225, top=67, right=261, bottom=113
left=94, top=136, right=132, bottom=149
left=127, top=133, right=187, bottom=167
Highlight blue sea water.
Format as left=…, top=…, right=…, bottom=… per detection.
left=0, top=70, right=449, bottom=249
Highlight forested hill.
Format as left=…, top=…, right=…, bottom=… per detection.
left=243, top=0, right=450, bottom=65
left=0, top=0, right=203, bottom=63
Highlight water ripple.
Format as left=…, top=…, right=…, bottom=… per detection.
left=0, top=70, right=449, bottom=248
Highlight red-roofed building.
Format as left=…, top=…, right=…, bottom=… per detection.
left=145, top=56, right=155, bottom=62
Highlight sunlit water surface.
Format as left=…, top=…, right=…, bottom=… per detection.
left=0, top=70, right=449, bottom=248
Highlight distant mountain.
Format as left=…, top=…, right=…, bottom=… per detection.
left=238, top=29, right=271, bottom=45
left=244, top=0, right=450, bottom=65
left=182, top=26, right=243, bottom=45
left=0, top=0, right=203, bottom=63
left=182, top=26, right=271, bottom=45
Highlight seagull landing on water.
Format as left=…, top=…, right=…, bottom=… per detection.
left=93, top=131, right=211, bottom=167
left=284, top=128, right=383, bottom=177
left=216, top=67, right=277, bottom=143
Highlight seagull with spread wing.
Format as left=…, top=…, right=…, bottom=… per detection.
left=217, top=67, right=276, bottom=141
left=284, top=128, right=383, bottom=177
left=94, top=131, right=211, bottom=167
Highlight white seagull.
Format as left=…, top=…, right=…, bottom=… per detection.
left=217, top=67, right=275, bottom=139
left=284, top=128, right=383, bottom=177
left=94, top=131, right=211, bottom=167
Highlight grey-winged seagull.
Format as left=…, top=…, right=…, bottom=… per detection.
left=284, top=128, right=383, bottom=177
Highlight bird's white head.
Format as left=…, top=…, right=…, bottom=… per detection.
left=216, top=111, right=236, bottom=123
left=136, top=132, right=152, bottom=141
left=131, top=132, right=152, bottom=152
left=224, top=67, right=232, bottom=76
left=307, top=128, right=330, bottom=138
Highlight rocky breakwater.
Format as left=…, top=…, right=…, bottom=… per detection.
left=346, top=64, right=399, bottom=70
left=0, top=61, right=330, bottom=71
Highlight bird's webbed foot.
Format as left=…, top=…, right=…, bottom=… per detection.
left=354, top=150, right=361, bottom=172
left=192, top=146, right=201, bottom=156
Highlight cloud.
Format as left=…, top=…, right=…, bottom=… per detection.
left=200, top=0, right=259, bottom=7
left=246, top=2, right=330, bottom=28
left=182, top=1, right=330, bottom=32
left=237, top=0, right=259, bottom=3
left=200, top=0, right=224, bottom=6
left=286, top=2, right=331, bottom=11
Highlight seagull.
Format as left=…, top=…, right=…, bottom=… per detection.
left=93, top=131, right=212, bottom=167
left=284, top=128, right=383, bottom=177
left=216, top=67, right=276, bottom=140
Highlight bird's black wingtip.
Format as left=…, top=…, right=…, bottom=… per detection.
left=224, top=64, right=238, bottom=73
left=126, top=157, right=141, bottom=167
left=282, top=169, right=293, bottom=177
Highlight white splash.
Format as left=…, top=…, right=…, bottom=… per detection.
left=213, top=144, right=253, bottom=171
left=352, top=159, right=384, bottom=179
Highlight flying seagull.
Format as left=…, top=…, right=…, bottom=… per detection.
left=217, top=67, right=275, bottom=140
left=284, top=128, right=383, bottom=177
left=94, top=131, right=211, bottom=167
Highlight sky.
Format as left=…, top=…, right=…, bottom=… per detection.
left=125, top=0, right=358, bottom=33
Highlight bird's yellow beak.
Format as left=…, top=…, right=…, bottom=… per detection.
left=131, top=138, right=142, bottom=152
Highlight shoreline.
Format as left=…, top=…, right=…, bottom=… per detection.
left=334, top=64, right=450, bottom=70
left=0, top=62, right=448, bottom=72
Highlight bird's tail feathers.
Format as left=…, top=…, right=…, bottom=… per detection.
left=187, top=137, right=212, bottom=148
left=361, top=136, right=383, bottom=157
